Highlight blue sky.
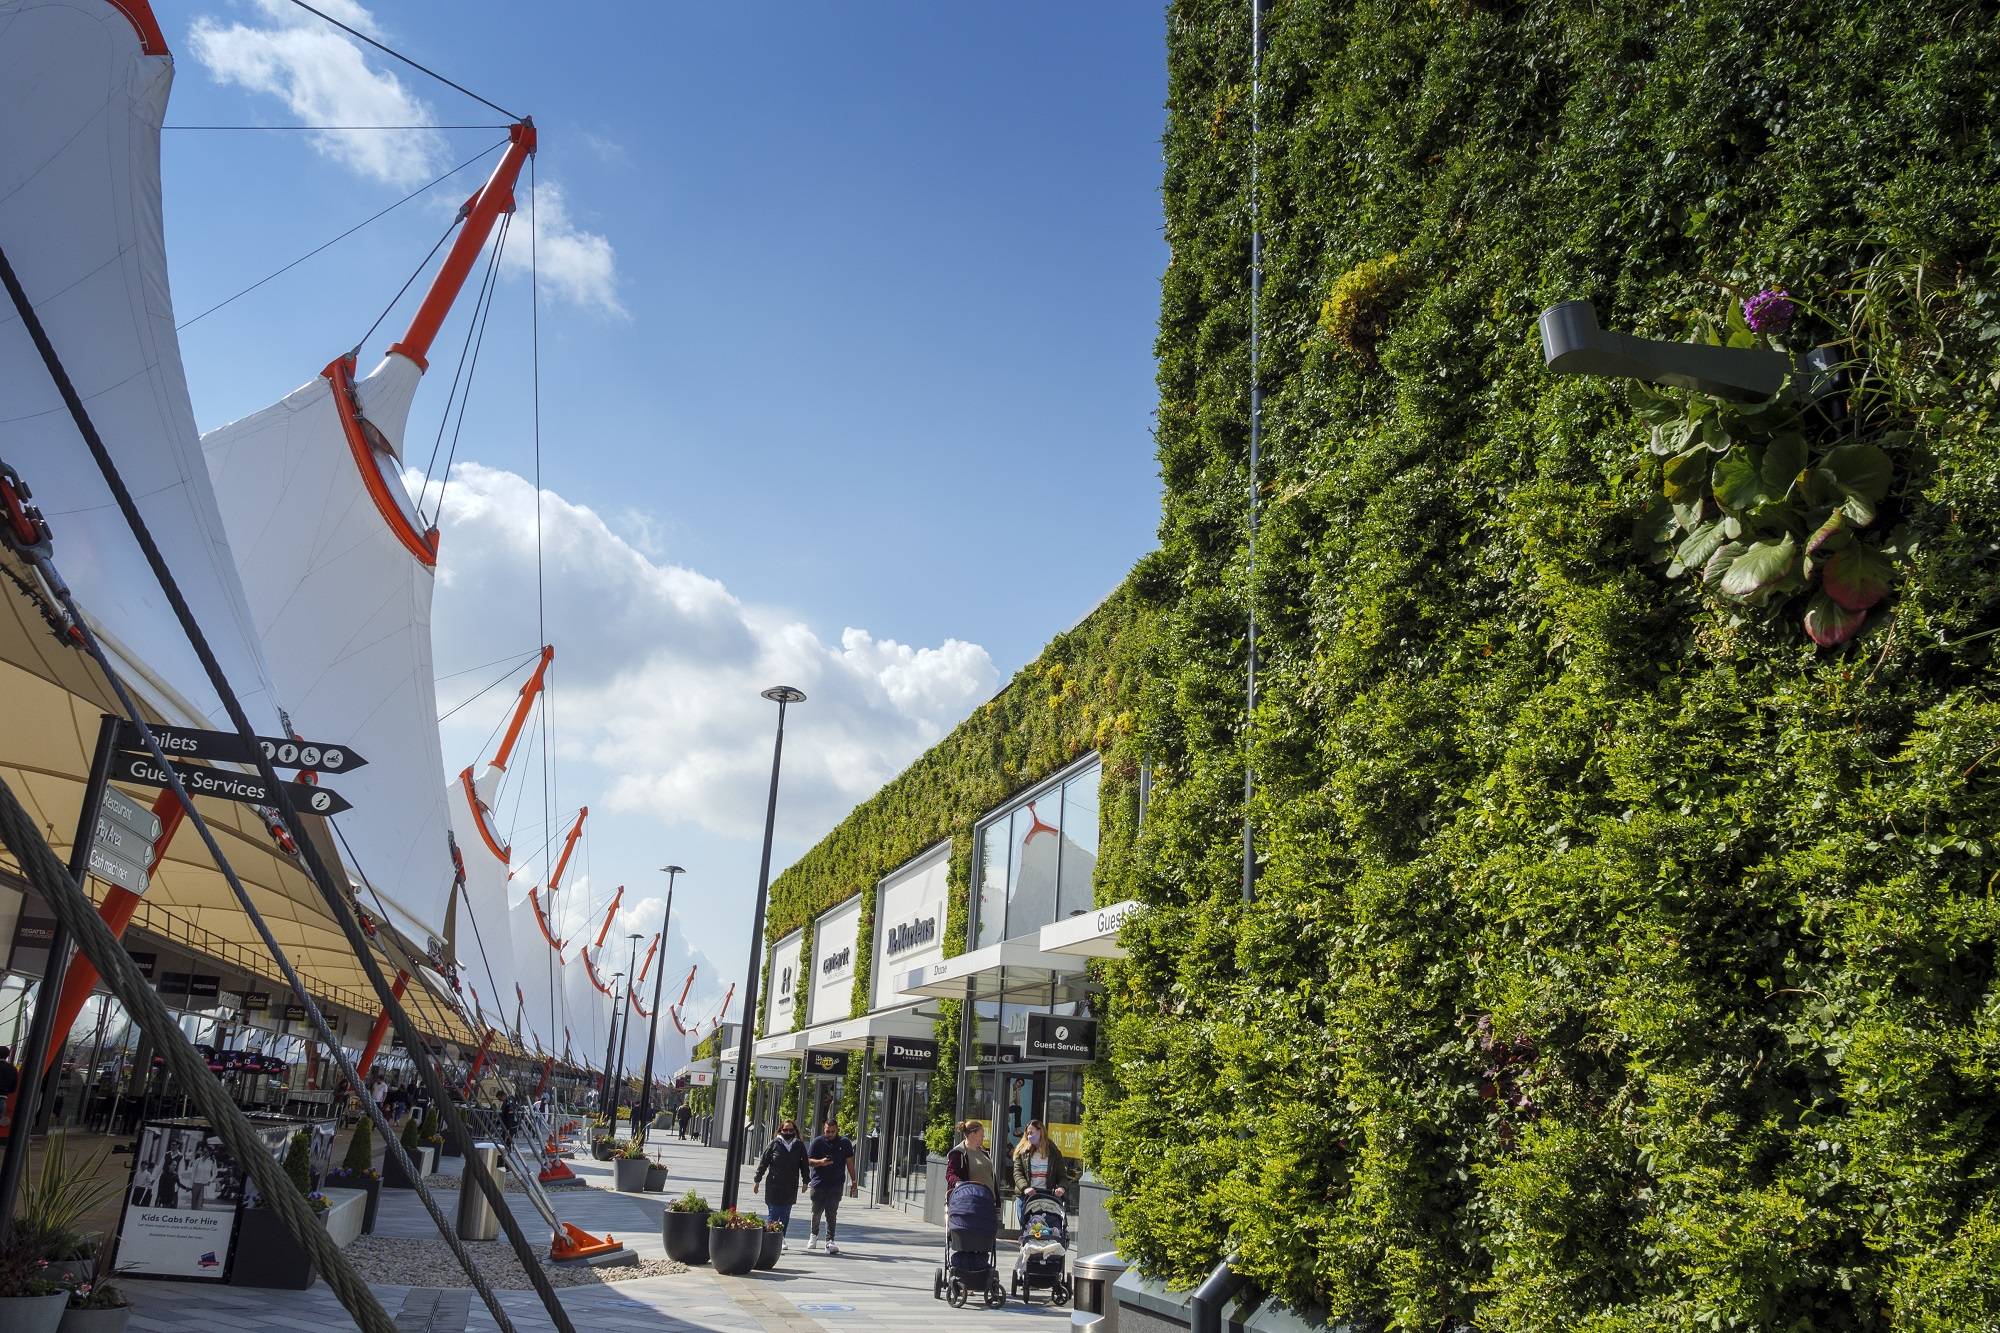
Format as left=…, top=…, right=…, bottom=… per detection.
left=153, top=0, right=1167, bottom=1061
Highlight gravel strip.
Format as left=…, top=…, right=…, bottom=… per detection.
left=418, top=1171, right=587, bottom=1192
left=343, top=1234, right=686, bottom=1288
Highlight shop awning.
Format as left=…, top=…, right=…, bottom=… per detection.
left=753, top=1030, right=804, bottom=1060
left=1038, top=899, right=1146, bottom=959
left=897, top=935, right=1086, bottom=1002
left=795, top=1004, right=939, bottom=1053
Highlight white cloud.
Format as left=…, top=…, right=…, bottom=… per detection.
left=501, top=181, right=626, bottom=318
left=423, top=459, right=997, bottom=849
left=189, top=0, right=448, bottom=187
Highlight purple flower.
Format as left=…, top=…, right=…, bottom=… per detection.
left=1743, top=288, right=1795, bottom=335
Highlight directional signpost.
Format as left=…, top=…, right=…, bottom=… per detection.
left=112, top=750, right=353, bottom=817
left=112, top=720, right=366, bottom=772
left=87, top=782, right=161, bottom=896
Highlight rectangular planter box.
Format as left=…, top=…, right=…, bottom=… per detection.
left=383, top=1145, right=435, bottom=1189
left=229, top=1207, right=317, bottom=1290
left=321, top=1187, right=367, bottom=1248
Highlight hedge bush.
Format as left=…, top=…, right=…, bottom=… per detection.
left=1091, top=0, right=2000, bottom=1328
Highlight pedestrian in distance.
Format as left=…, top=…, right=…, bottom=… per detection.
left=804, top=1115, right=859, bottom=1254
left=945, top=1119, right=995, bottom=1191
left=752, top=1117, right=809, bottom=1250
left=1009, top=1118, right=1068, bottom=1226
left=676, top=1101, right=691, bottom=1140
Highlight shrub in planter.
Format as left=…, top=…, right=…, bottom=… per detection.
left=591, top=1136, right=617, bottom=1162
left=662, top=1191, right=711, bottom=1265
left=1, top=1224, right=68, bottom=1333
left=327, top=1117, right=382, bottom=1232
left=18, top=1136, right=114, bottom=1288
left=706, top=1209, right=763, bottom=1276
left=757, top=1221, right=783, bottom=1270
left=611, top=1147, right=649, bottom=1192
left=644, top=1161, right=669, bottom=1192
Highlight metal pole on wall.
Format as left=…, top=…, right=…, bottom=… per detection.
left=1241, top=0, right=1265, bottom=906
left=0, top=713, right=117, bottom=1227
left=611, top=932, right=641, bottom=1136
left=720, top=685, right=804, bottom=1211
left=632, top=865, right=680, bottom=1137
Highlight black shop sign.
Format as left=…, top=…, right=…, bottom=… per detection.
left=1025, top=1013, right=1096, bottom=1062
left=882, top=1037, right=937, bottom=1071
left=804, top=1049, right=850, bottom=1076
left=158, top=972, right=221, bottom=1008
left=239, top=991, right=270, bottom=1012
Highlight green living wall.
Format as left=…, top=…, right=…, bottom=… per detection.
left=762, top=583, right=1152, bottom=1147
left=1094, top=0, right=2000, bottom=1328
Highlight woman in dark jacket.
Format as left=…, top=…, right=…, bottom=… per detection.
left=1008, top=1119, right=1068, bottom=1225
left=752, top=1118, right=809, bottom=1245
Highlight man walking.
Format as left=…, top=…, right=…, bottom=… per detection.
left=804, top=1116, right=859, bottom=1255
left=676, top=1100, right=691, bottom=1140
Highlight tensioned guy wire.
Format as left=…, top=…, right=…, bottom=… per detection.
left=277, top=0, right=523, bottom=122
left=176, top=140, right=504, bottom=331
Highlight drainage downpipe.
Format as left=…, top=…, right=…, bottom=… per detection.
left=1191, top=1255, right=1246, bottom=1333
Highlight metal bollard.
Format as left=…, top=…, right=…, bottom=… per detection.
left=1072, top=1251, right=1127, bottom=1333
left=455, top=1141, right=501, bottom=1240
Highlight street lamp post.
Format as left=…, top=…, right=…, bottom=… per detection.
left=598, top=973, right=624, bottom=1110
left=720, top=685, right=804, bottom=1211
left=611, top=931, right=643, bottom=1139
left=633, top=865, right=682, bottom=1139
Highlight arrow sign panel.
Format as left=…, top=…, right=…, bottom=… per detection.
left=112, top=720, right=365, bottom=772
left=113, top=751, right=353, bottom=817
left=99, top=784, right=163, bottom=841
left=86, top=842, right=148, bottom=895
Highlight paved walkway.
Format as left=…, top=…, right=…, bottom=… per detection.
left=119, top=1129, right=1071, bottom=1332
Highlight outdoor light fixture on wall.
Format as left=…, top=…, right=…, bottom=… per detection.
left=1538, top=300, right=1839, bottom=402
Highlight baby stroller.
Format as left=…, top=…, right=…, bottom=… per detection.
left=1011, top=1193, right=1072, bottom=1305
left=933, top=1181, right=1004, bottom=1308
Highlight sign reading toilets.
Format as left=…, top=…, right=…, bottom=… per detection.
left=808, top=895, right=863, bottom=1025
left=765, top=928, right=804, bottom=1037
left=872, top=842, right=951, bottom=1010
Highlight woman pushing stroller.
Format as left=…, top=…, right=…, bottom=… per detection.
left=1008, top=1118, right=1068, bottom=1225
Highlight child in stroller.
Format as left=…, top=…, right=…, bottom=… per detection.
left=933, top=1181, right=1004, bottom=1308
left=1011, top=1191, right=1072, bottom=1304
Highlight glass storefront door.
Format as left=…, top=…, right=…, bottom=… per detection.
left=876, top=1072, right=932, bottom=1210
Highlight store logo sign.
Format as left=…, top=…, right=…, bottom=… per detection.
left=883, top=1037, right=937, bottom=1070
left=1026, top=1013, right=1096, bottom=1062
left=885, top=912, right=937, bottom=958
left=807, top=1050, right=850, bottom=1075
left=820, top=945, right=852, bottom=978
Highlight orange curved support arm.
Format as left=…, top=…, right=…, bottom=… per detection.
left=389, top=120, right=537, bottom=371
left=548, top=807, right=587, bottom=901
left=489, top=645, right=553, bottom=773
left=530, top=885, right=564, bottom=958
left=676, top=964, right=696, bottom=1007
left=590, top=885, right=624, bottom=951
left=581, top=946, right=612, bottom=997
left=634, top=932, right=658, bottom=988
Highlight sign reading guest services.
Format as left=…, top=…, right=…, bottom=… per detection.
left=1026, top=1013, right=1097, bottom=1061
left=872, top=841, right=951, bottom=1010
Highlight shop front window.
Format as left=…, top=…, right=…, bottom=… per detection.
left=970, top=756, right=1103, bottom=946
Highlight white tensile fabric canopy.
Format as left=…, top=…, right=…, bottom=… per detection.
left=0, top=0, right=472, bottom=1044
left=201, top=347, right=458, bottom=959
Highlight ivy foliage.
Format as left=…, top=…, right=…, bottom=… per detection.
left=764, top=582, right=1153, bottom=1151
left=1095, top=0, right=2000, bottom=1328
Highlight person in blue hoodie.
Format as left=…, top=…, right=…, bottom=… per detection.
left=804, top=1116, right=859, bottom=1254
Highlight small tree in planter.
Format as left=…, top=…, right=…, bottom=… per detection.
left=235, top=1132, right=323, bottom=1291
left=386, top=1112, right=431, bottom=1189
left=325, top=1117, right=382, bottom=1233
left=662, top=1190, right=711, bottom=1265
left=706, top=1209, right=764, bottom=1276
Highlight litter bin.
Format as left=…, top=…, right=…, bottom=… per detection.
left=1073, top=1251, right=1128, bottom=1333
left=455, top=1142, right=500, bottom=1241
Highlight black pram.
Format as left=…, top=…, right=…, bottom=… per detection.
left=1010, top=1193, right=1071, bottom=1304
left=933, top=1181, right=1004, bottom=1308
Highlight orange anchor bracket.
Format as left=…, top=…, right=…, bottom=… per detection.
left=549, top=1222, right=622, bottom=1262
left=539, top=1159, right=577, bottom=1183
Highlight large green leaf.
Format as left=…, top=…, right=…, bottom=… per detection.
left=1711, top=447, right=1768, bottom=513
left=1823, top=545, right=1893, bottom=611
left=1718, top=534, right=1799, bottom=604
left=1664, top=447, right=1712, bottom=528
left=1806, top=509, right=1851, bottom=557
left=1823, top=443, right=1893, bottom=503
left=1702, top=539, right=1749, bottom=590
left=1672, top=521, right=1728, bottom=578
left=1760, top=431, right=1808, bottom=496
left=1804, top=590, right=1868, bottom=647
